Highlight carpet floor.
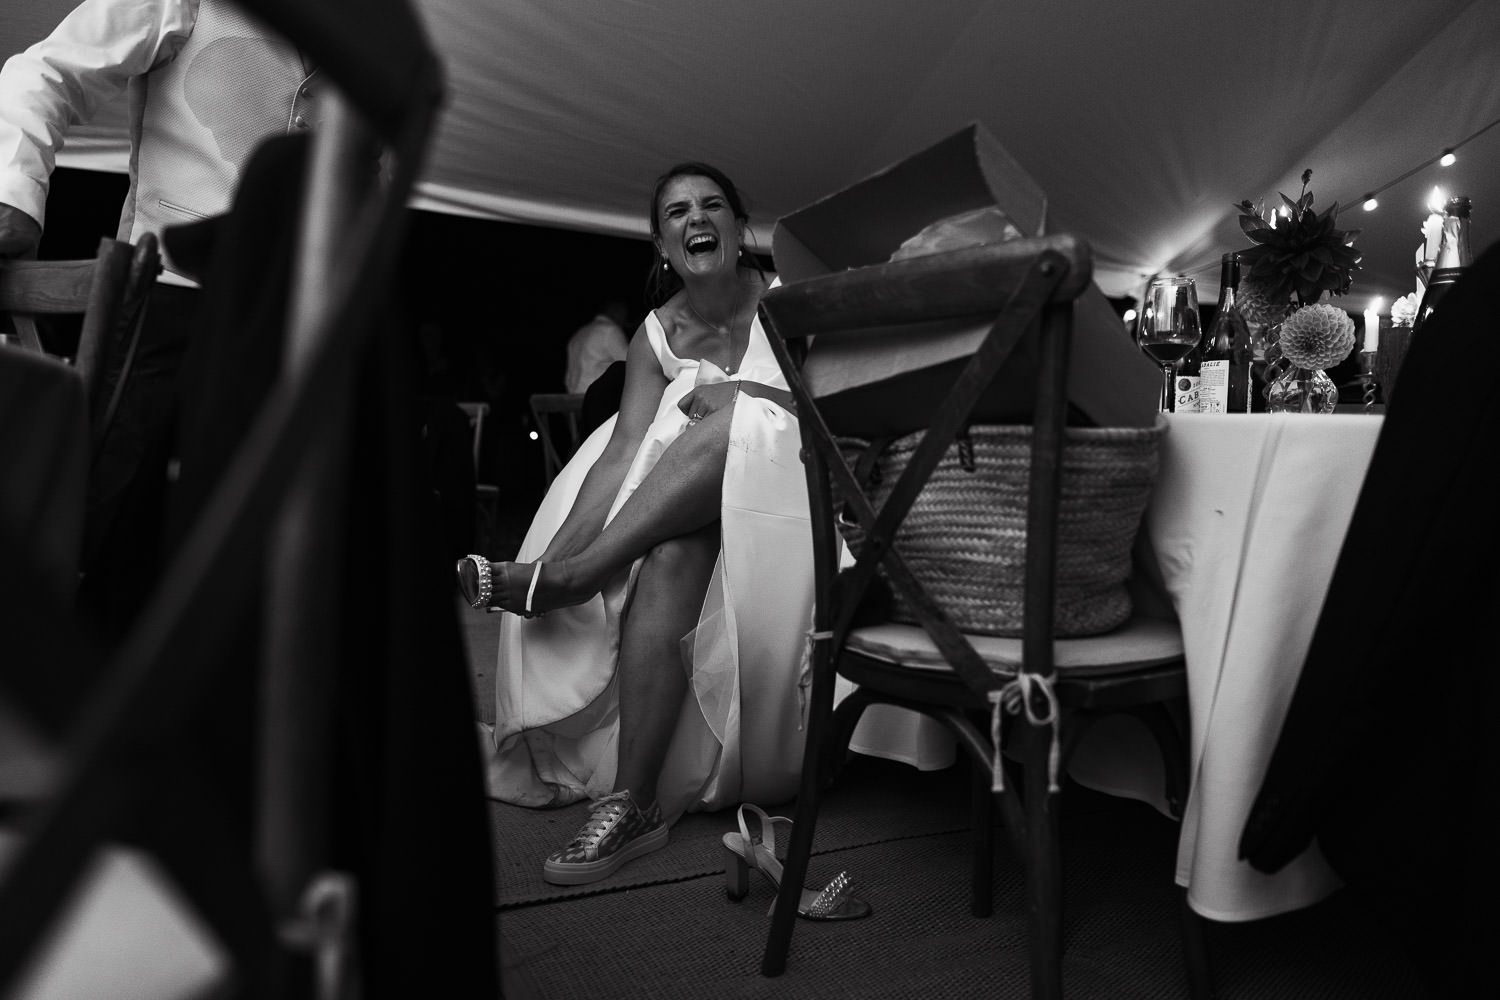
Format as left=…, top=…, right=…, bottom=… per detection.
left=461, top=566, right=1430, bottom=999
left=493, top=760, right=1430, bottom=1000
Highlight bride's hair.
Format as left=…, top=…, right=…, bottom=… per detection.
left=643, top=161, right=763, bottom=307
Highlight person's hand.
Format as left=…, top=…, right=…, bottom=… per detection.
left=0, top=204, right=42, bottom=259
left=678, top=380, right=741, bottom=424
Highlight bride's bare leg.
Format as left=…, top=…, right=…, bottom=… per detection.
left=491, top=406, right=731, bottom=612
left=613, top=521, right=719, bottom=806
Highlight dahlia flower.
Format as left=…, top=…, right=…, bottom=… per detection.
left=1278, top=303, right=1356, bottom=370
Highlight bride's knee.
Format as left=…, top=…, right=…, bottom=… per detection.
left=640, top=529, right=717, bottom=578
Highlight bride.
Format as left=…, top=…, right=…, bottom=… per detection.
left=460, top=162, right=814, bottom=886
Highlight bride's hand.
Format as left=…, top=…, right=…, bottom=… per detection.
left=678, top=381, right=740, bottom=424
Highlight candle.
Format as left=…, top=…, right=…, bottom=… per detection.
left=1363, top=301, right=1381, bottom=352
left=1421, top=213, right=1443, bottom=261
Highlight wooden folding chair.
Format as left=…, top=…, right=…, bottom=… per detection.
left=756, top=234, right=1209, bottom=999
left=458, top=400, right=501, bottom=551
left=0, top=234, right=160, bottom=453
left=529, top=391, right=585, bottom=485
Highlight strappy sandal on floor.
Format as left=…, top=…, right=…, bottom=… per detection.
left=722, top=803, right=871, bottom=921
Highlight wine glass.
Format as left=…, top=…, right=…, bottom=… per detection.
left=1137, top=275, right=1202, bottom=413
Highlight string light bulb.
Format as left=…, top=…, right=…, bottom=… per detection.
left=1361, top=195, right=1378, bottom=211
left=1322, top=117, right=1497, bottom=221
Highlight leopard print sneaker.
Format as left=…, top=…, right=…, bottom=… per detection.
left=542, top=790, right=669, bottom=885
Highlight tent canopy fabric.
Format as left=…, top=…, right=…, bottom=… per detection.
left=6, top=0, right=1500, bottom=304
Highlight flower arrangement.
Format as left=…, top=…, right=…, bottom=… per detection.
left=1277, top=303, right=1355, bottom=370
left=1391, top=291, right=1419, bottom=328
left=1235, top=169, right=1362, bottom=306
left=1234, top=275, right=1291, bottom=332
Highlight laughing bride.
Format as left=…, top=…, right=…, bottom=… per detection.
left=458, top=161, right=814, bottom=887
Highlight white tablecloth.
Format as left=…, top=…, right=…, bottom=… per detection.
left=1142, top=412, right=1382, bottom=920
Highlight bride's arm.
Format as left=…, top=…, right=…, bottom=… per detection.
left=541, top=328, right=667, bottom=561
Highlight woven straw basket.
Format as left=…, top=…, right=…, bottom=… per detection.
left=836, top=419, right=1165, bottom=637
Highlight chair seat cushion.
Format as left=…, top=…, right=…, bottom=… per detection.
left=844, top=616, right=1183, bottom=677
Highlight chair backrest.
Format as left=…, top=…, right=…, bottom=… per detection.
left=758, top=234, right=1092, bottom=699
left=529, top=391, right=585, bottom=485
left=0, top=235, right=160, bottom=450
left=457, top=400, right=490, bottom=477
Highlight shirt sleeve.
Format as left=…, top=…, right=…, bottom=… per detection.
left=0, top=0, right=198, bottom=229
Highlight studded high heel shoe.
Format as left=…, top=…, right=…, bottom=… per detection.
left=455, top=556, right=546, bottom=618
left=722, top=803, right=871, bottom=921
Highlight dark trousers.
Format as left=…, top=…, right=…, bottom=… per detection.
left=76, top=283, right=200, bottom=642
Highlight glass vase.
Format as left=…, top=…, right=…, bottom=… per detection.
left=1264, top=365, right=1338, bottom=414
left=1246, top=300, right=1293, bottom=412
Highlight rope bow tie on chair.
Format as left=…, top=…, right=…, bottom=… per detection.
left=988, top=675, right=1061, bottom=794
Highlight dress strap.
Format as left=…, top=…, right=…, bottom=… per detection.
left=644, top=310, right=694, bottom=380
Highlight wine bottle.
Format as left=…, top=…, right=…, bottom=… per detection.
left=1173, top=323, right=1205, bottom=413
left=1413, top=196, right=1472, bottom=332
left=1198, top=252, right=1252, bottom=414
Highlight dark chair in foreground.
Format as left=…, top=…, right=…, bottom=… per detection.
left=0, top=1, right=496, bottom=997
left=757, top=235, right=1206, bottom=998
left=0, top=234, right=160, bottom=459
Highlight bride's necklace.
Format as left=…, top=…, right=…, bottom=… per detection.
left=685, top=294, right=742, bottom=374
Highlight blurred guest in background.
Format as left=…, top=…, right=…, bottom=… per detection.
left=564, top=298, right=630, bottom=394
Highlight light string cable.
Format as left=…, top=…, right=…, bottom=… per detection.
left=1338, top=115, right=1500, bottom=217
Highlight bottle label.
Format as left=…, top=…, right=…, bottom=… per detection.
left=1199, top=360, right=1228, bottom=414
left=1174, top=375, right=1201, bottom=413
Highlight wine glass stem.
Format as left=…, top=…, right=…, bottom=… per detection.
left=1159, top=363, right=1176, bottom=413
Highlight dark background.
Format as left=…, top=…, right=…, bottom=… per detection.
left=38, top=165, right=658, bottom=517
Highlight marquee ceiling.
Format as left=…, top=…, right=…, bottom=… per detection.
left=6, top=0, right=1499, bottom=306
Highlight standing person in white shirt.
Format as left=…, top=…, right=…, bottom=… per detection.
left=0, top=0, right=317, bottom=635
left=0, top=0, right=317, bottom=275
left=564, top=299, right=630, bottom=395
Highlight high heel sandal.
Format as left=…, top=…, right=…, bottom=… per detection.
left=722, top=803, right=871, bottom=921
left=519, top=559, right=543, bottom=617
left=456, top=557, right=546, bottom=618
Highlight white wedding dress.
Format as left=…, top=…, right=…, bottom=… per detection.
left=481, top=309, right=816, bottom=822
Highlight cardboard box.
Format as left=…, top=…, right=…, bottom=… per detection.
left=771, top=123, right=1159, bottom=430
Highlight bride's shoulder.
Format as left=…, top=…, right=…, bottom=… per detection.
left=653, top=294, right=688, bottom=336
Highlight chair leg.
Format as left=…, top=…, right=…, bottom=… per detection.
left=761, top=652, right=840, bottom=977
left=820, top=691, right=875, bottom=788
left=969, top=759, right=993, bottom=917
left=1131, top=701, right=1190, bottom=820
left=1179, top=888, right=1217, bottom=1000
left=1024, top=731, right=1064, bottom=1000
